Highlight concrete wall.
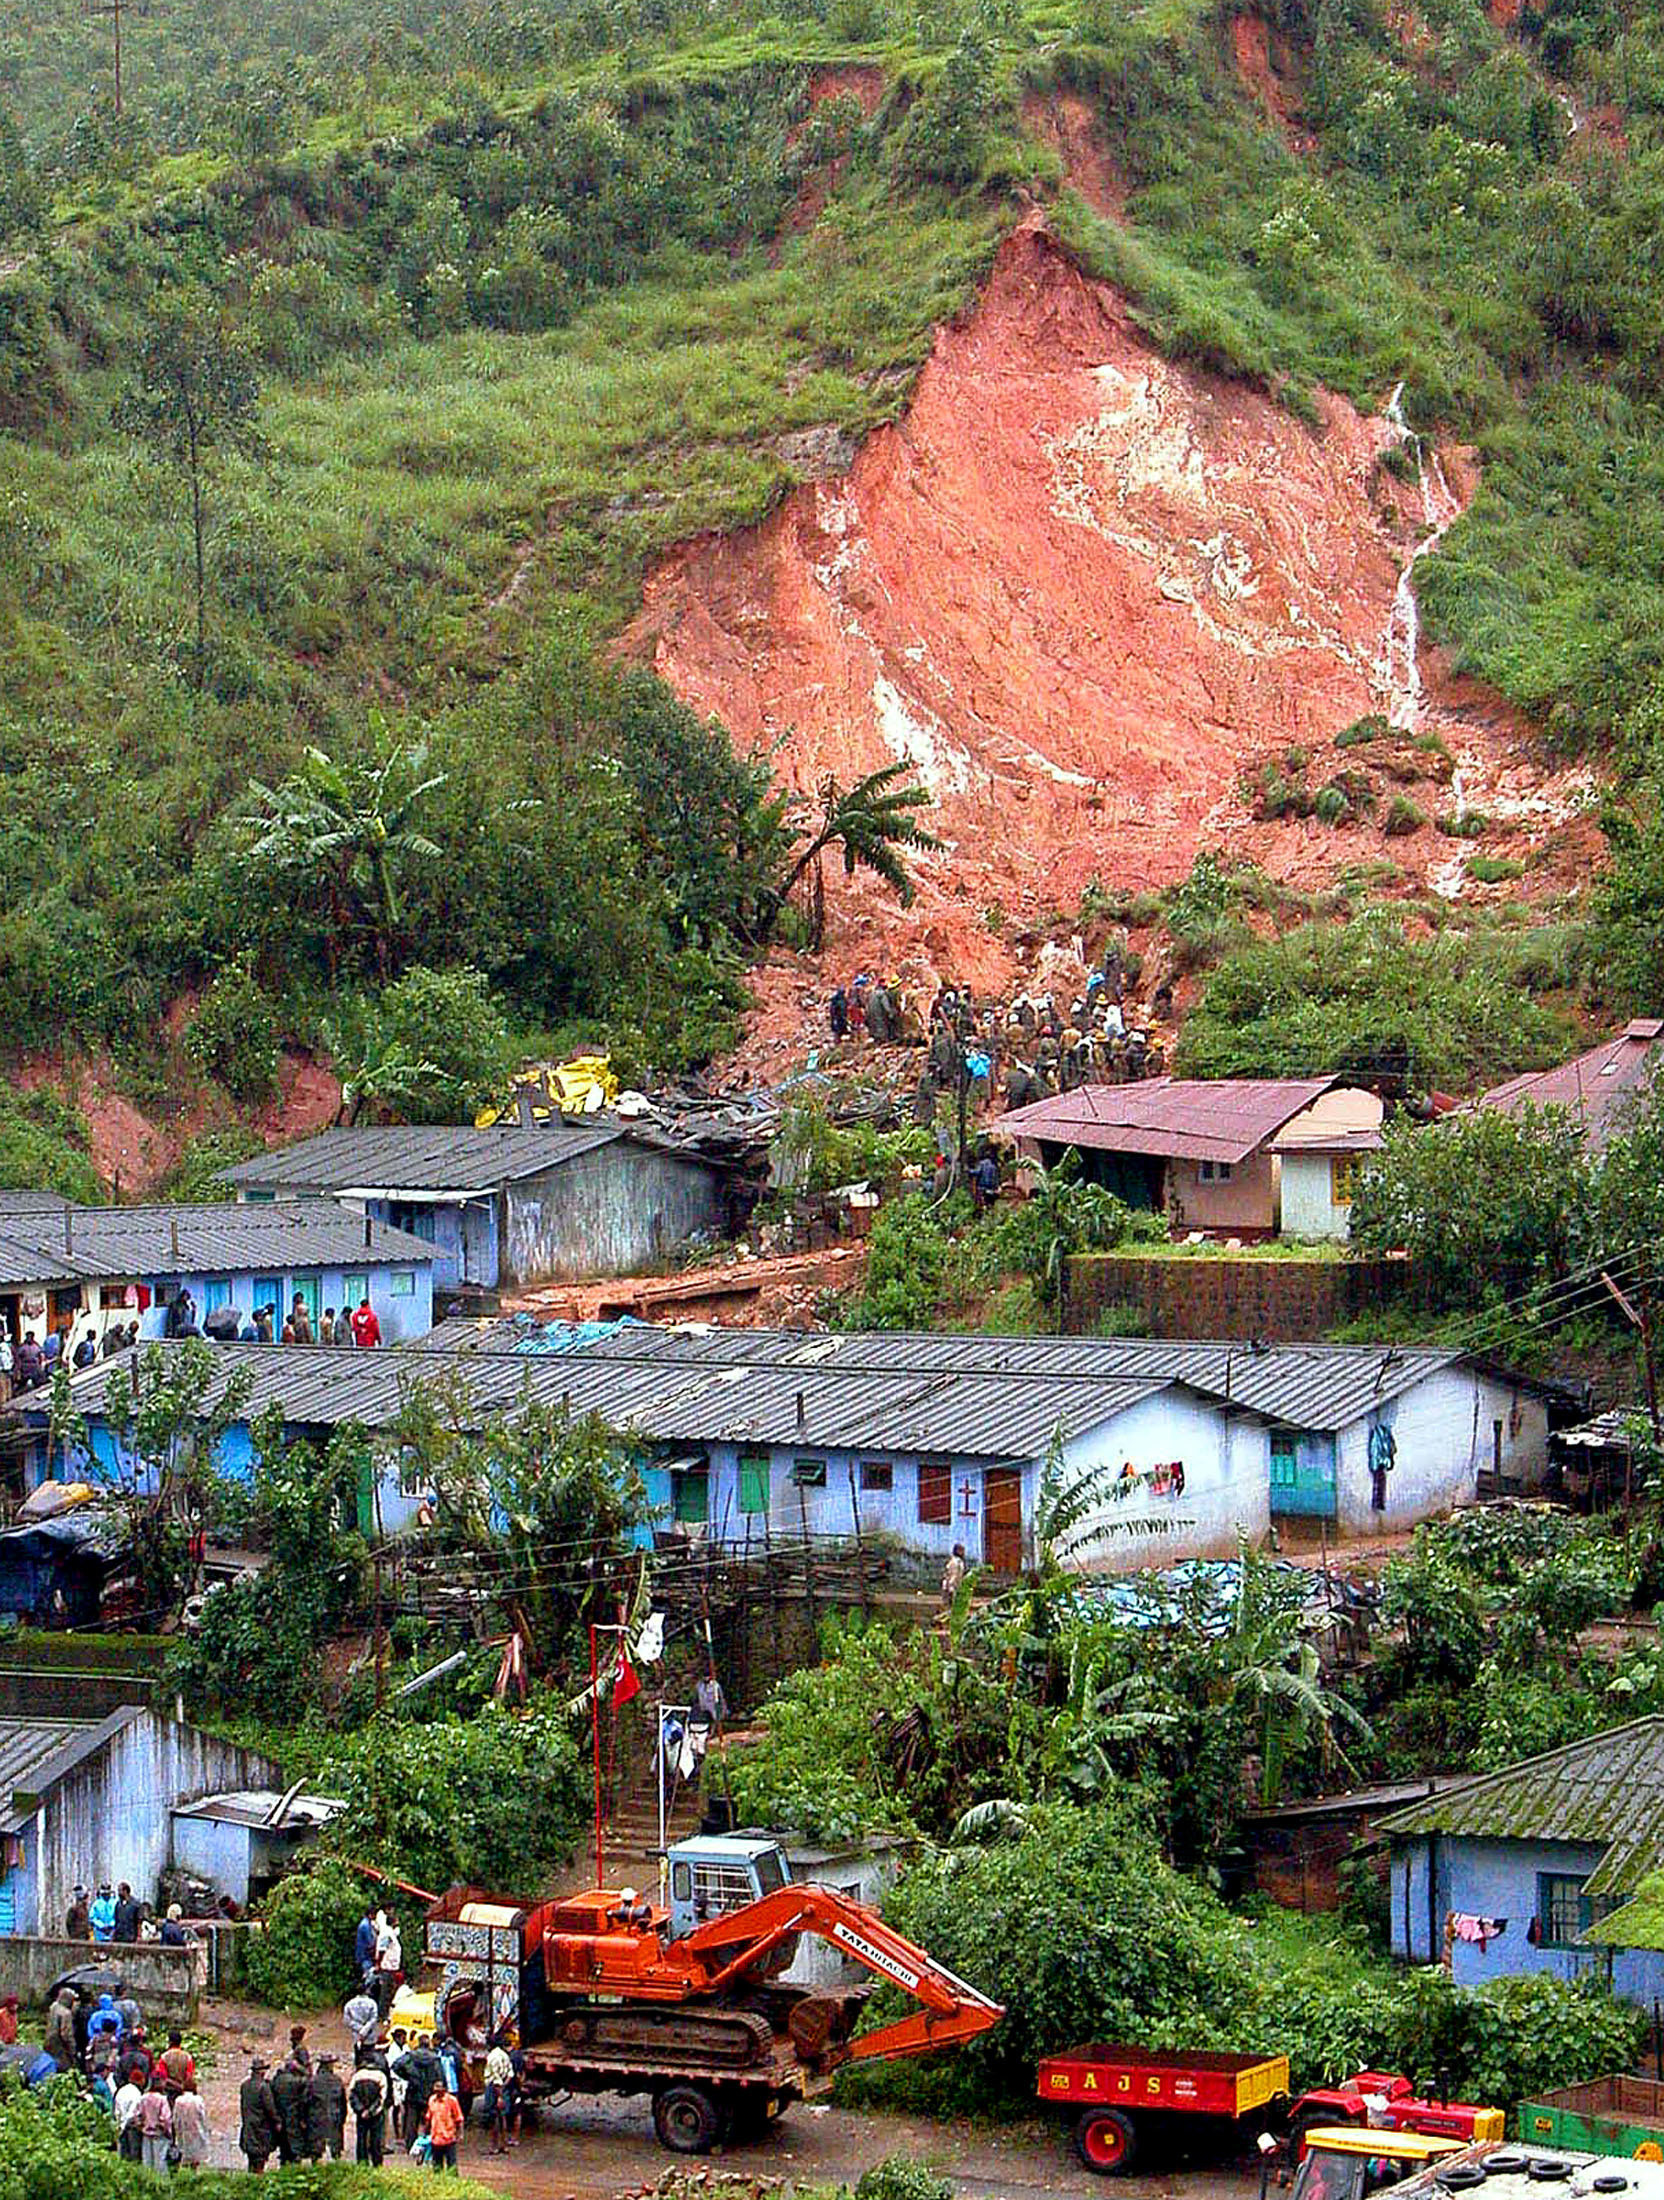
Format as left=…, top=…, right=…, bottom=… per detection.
left=1065, top=1252, right=1408, bottom=1342
left=1061, top=1390, right=1269, bottom=1568
left=0, top=1934, right=202, bottom=2018
left=1390, top=1834, right=1664, bottom=2005
left=1279, top=1153, right=1352, bottom=1241
left=1167, top=1150, right=1278, bottom=1234
left=644, top=1389, right=1264, bottom=1575
left=504, top=1147, right=726, bottom=1287
left=12, top=1712, right=277, bottom=1938
left=1333, top=1366, right=1550, bottom=1534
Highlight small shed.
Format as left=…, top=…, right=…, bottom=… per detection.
left=778, top=1834, right=908, bottom=1988
left=1380, top=1715, right=1664, bottom=2001
left=0, top=1512, right=127, bottom=1628
left=0, top=1705, right=278, bottom=1936
left=170, top=1789, right=343, bottom=1907
left=221, top=1122, right=732, bottom=1290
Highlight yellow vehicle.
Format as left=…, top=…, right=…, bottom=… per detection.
left=386, top=1983, right=436, bottom=2037
left=1290, top=2127, right=1470, bottom=2200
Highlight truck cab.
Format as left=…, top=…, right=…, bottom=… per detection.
left=665, top=1836, right=793, bottom=1940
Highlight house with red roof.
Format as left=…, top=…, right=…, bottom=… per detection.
left=993, top=1077, right=1383, bottom=1240
left=1476, top=1019, right=1664, bottom=1153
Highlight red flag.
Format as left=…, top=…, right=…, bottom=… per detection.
left=611, top=1647, right=641, bottom=1708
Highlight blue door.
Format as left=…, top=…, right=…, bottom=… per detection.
left=0, top=1871, right=17, bottom=1934
left=1269, top=1429, right=1337, bottom=1519
left=203, top=1279, right=230, bottom=1317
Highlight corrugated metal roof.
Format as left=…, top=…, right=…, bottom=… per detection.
left=425, top=1320, right=1490, bottom=1434
left=39, top=1339, right=1182, bottom=1463
left=219, top=1122, right=629, bottom=1193
left=0, top=1189, right=77, bottom=1213
left=1477, top=1023, right=1664, bottom=1154
left=1377, top=1715, right=1664, bottom=1894
left=993, top=1078, right=1337, bottom=1164
left=0, top=1707, right=145, bottom=1832
left=0, top=1202, right=434, bottom=1288
left=35, top=1320, right=1548, bottom=1455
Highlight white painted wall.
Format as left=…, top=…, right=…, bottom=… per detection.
left=1062, top=1389, right=1270, bottom=1569
left=1334, top=1366, right=1550, bottom=1533
left=1279, top=1153, right=1350, bottom=1241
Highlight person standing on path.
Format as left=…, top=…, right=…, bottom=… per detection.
left=111, top=1880, right=142, bottom=1943
left=306, top=2052, right=347, bottom=2160
left=113, top=2072, right=145, bottom=2162
left=269, top=2053, right=309, bottom=2166
left=135, top=2074, right=173, bottom=2174
left=344, top=1982, right=380, bottom=2050
left=373, top=1912, right=403, bottom=2018
left=349, top=2053, right=389, bottom=2166
left=172, top=2083, right=210, bottom=2170
left=239, top=2057, right=281, bottom=2173
left=43, top=1988, right=77, bottom=2072
left=482, top=2034, right=514, bottom=2153
left=425, top=2081, right=463, bottom=2173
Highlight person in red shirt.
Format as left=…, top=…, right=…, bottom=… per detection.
left=426, top=2083, right=463, bottom=2172
left=0, top=1993, right=17, bottom=2045
left=349, top=1298, right=382, bottom=1349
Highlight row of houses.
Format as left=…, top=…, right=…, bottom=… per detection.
left=19, top=1321, right=1567, bottom=1570
left=0, top=1114, right=746, bottom=1372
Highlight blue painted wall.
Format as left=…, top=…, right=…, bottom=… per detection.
left=367, top=1200, right=490, bottom=1292
left=1390, top=1833, right=1664, bottom=2003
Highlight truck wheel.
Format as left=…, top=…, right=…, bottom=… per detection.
left=1288, top=2110, right=1345, bottom=2163
left=1075, top=2109, right=1139, bottom=2175
left=655, top=2084, right=725, bottom=2155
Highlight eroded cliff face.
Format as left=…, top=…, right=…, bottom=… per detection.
left=624, top=213, right=1596, bottom=1017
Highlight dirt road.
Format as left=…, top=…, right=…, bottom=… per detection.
left=194, top=1999, right=1259, bottom=2199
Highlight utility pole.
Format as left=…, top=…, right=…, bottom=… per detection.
left=89, top=0, right=126, bottom=115
left=372, top=1548, right=387, bottom=1714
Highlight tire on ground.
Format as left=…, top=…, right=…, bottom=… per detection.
left=1074, top=2107, right=1139, bottom=2175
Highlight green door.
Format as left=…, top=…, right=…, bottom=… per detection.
left=673, top=1465, right=710, bottom=1525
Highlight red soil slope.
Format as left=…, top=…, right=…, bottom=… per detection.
left=625, top=214, right=1597, bottom=1016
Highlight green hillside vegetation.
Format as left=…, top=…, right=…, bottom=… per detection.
left=4, top=0, right=1664, bottom=1107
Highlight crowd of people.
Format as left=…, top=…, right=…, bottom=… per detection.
left=0, top=1287, right=386, bottom=1398
left=14, top=1889, right=493, bottom=2175
left=37, top=1975, right=212, bottom=2172
left=827, top=947, right=1171, bottom=1122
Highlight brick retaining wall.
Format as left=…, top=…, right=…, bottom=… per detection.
left=1064, top=1253, right=1409, bottom=1341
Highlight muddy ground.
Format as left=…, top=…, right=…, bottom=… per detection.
left=192, top=1998, right=1262, bottom=2199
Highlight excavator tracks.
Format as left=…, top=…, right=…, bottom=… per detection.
left=540, top=2003, right=778, bottom=2073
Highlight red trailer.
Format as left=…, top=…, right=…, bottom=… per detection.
left=1038, top=2044, right=1291, bottom=2173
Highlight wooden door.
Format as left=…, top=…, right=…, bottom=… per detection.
left=984, top=1467, right=1023, bottom=1574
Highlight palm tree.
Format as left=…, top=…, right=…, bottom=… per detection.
left=320, top=1016, right=442, bottom=1126
left=244, top=728, right=446, bottom=974
left=761, top=763, right=942, bottom=947
left=1214, top=1545, right=1372, bottom=1806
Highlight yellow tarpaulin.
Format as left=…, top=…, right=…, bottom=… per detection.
left=475, top=1056, right=617, bottom=1126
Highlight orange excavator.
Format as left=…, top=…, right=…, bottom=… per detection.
left=423, top=1835, right=1002, bottom=2153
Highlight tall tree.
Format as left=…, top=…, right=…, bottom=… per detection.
left=114, top=298, right=264, bottom=680
left=762, top=762, right=941, bottom=947
left=51, top=1343, right=253, bottom=1623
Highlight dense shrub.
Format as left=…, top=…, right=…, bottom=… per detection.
left=243, top=1855, right=368, bottom=2008
left=183, top=956, right=282, bottom=1099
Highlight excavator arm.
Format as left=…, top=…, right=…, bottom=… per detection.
left=676, top=1885, right=1002, bottom=2065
